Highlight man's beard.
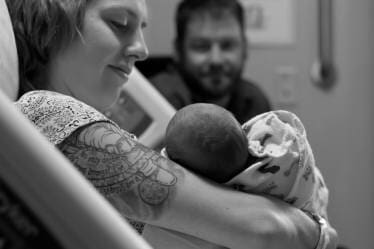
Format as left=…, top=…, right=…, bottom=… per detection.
left=180, top=67, right=241, bottom=101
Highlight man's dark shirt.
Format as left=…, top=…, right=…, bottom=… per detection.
left=149, top=65, right=271, bottom=124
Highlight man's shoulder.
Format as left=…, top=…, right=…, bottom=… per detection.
left=238, top=78, right=266, bottom=94
left=236, top=78, right=270, bottom=103
left=149, top=68, right=191, bottom=100
left=146, top=67, right=192, bottom=109
left=228, top=78, right=272, bottom=123
left=150, top=68, right=187, bottom=90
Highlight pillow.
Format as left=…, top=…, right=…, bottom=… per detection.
left=0, top=0, right=19, bottom=100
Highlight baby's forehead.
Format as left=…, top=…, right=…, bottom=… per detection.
left=179, top=104, right=232, bottom=122
left=173, top=106, right=241, bottom=139
left=174, top=106, right=224, bottom=129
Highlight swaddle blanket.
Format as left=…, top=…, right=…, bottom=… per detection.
left=159, top=110, right=330, bottom=249
left=226, top=110, right=329, bottom=218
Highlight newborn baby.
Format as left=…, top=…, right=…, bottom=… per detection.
left=143, top=103, right=329, bottom=249
left=165, top=103, right=329, bottom=217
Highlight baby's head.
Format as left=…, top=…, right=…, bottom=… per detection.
left=165, top=103, right=249, bottom=183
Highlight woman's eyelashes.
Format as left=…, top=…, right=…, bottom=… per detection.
left=109, top=19, right=129, bottom=32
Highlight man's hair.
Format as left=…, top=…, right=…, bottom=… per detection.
left=6, top=0, right=91, bottom=95
left=175, top=0, right=246, bottom=52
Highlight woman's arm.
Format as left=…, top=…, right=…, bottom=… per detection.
left=58, top=122, right=336, bottom=249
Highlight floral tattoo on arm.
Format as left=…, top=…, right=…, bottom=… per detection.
left=58, top=122, right=182, bottom=221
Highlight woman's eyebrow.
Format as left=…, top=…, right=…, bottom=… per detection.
left=102, top=6, right=148, bottom=28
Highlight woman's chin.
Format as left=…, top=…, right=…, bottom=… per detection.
left=87, top=91, right=118, bottom=112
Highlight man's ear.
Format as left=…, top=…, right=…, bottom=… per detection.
left=242, top=35, right=249, bottom=61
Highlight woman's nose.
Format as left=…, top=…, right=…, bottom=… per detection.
left=127, top=31, right=149, bottom=62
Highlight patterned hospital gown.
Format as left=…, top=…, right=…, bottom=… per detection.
left=15, top=90, right=145, bottom=233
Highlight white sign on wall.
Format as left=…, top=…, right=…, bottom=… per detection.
left=240, top=0, right=295, bottom=46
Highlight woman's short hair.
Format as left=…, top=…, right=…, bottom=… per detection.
left=6, top=0, right=91, bottom=95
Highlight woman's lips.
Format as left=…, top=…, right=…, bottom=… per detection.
left=109, top=65, right=130, bottom=81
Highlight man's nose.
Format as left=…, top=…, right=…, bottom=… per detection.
left=208, top=44, right=224, bottom=65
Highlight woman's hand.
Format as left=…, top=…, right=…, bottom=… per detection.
left=326, top=226, right=338, bottom=249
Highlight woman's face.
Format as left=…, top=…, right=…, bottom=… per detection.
left=48, top=0, right=149, bottom=110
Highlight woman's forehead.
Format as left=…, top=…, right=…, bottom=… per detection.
left=86, top=0, right=149, bottom=31
left=88, top=0, right=148, bottom=19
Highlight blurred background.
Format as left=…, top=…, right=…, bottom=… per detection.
left=141, top=0, right=374, bottom=248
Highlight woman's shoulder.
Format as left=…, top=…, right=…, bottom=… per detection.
left=15, top=90, right=114, bottom=145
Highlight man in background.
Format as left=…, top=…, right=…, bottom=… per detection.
left=149, top=0, right=271, bottom=124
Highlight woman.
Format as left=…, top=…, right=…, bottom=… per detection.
left=7, top=0, right=337, bottom=248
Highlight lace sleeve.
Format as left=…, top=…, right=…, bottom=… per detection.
left=15, top=90, right=115, bottom=145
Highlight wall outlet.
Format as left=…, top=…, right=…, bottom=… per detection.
left=274, top=66, right=298, bottom=106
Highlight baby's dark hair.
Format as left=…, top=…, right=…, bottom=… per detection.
left=165, top=103, right=249, bottom=183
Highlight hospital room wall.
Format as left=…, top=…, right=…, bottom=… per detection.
left=144, top=1, right=374, bottom=249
